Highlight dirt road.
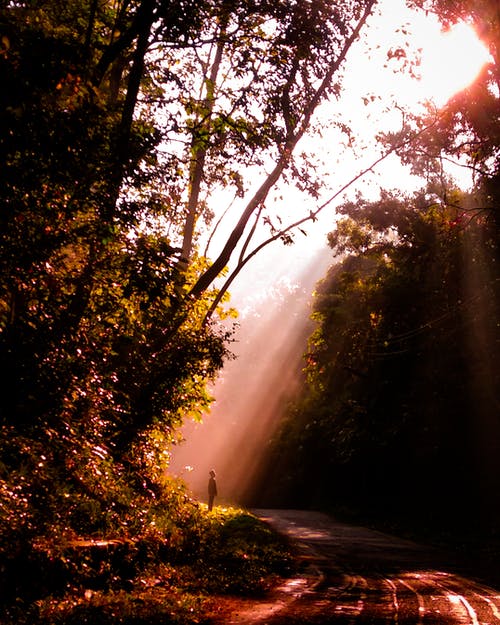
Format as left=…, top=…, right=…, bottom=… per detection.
left=220, top=509, right=500, bottom=624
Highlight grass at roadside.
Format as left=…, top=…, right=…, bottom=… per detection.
left=1, top=505, right=295, bottom=625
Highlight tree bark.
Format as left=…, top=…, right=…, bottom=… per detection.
left=103, top=0, right=155, bottom=223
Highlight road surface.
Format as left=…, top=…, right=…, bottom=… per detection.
left=220, top=509, right=500, bottom=624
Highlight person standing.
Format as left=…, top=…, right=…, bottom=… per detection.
left=208, top=469, right=217, bottom=511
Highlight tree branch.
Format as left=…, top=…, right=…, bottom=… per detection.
left=202, top=114, right=443, bottom=324
left=189, top=0, right=378, bottom=300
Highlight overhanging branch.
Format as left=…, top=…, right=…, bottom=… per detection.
left=202, top=114, right=443, bottom=324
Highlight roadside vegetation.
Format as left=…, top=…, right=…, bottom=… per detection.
left=0, top=486, right=294, bottom=625
left=0, top=1, right=366, bottom=620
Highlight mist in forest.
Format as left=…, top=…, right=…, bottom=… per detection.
left=168, top=246, right=333, bottom=505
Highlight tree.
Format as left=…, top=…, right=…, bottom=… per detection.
left=255, top=182, right=500, bottom=530
left=142, top=0, right=379, bottom=299
left=251, top=0, right=500, bottom=531
left=0, top=0, right=381, bottom=538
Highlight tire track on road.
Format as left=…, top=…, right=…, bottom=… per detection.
left=220, top=510, right=500, bottom=624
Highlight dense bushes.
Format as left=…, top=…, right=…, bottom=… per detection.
left=0, top=485, right=294, bottom=625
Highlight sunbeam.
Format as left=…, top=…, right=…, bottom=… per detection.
left=168, top=0, right=494, bottom=512
left=168, top=247, right=333, bottom=505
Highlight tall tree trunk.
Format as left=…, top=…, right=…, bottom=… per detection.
left=106, top=0, right=155, bottom=221
left=180, top=13, right=229, bottom=264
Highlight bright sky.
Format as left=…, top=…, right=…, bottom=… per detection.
left=208, top=0, right=492, bottom=307
left=264, top=0, right=493, bottom=254
left=419, top=21, right=491, bottom=107
left=348, top=0, right=491, bottom=111
left=324, top=0, right=491, bottom=188
left=205, top=0, right=491, bottom=252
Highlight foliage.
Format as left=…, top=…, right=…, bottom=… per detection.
left=182, top=507, right=294, bottom=595
left=385, top=0, right=500, bottom=224
left=251, top=0, right=500, bottom=536
left=30, top=588, right=208, bottom=625
left=0, top=479, right=293, bottom=625
left=256, top=184, right=500, bottom=531
left=0, top=2, right=383, bottom=621
left=0, top=0, right=235, bottom=476
left=0, top=0, right=380, bottom=522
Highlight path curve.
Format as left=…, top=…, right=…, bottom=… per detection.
left=218, top=509, right=500, bottom=625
